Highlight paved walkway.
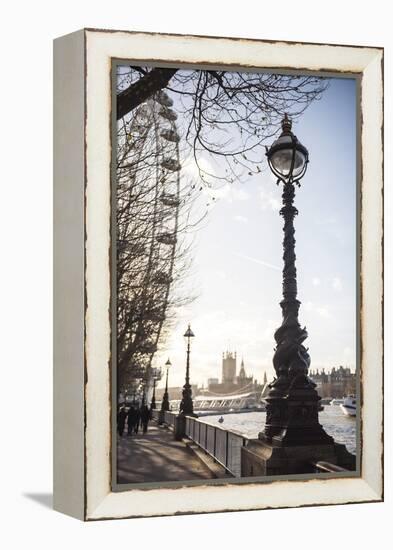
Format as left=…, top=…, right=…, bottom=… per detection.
left=117, top=422, right=215, bottom=484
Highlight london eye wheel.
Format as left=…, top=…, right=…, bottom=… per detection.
left=116, top=90, right=182, bottom=402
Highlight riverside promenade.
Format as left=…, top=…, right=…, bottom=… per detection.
left=117, top=421, right=217, bottom=484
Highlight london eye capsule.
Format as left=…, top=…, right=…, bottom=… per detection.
left=156, top=91, right=174, bottom=108
left=160, top=192, right=181, bottom=207
left=160, top=129, right=180, bottom=143
left=156, top=232, right=177, bottom=245
left=153, top=270, right=173, bottom=285
left=161, top=158, right=181, bottom=172
left=159, top=107, right=178, bottom=121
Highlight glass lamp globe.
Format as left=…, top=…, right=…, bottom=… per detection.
left=267, top=115, right=308, bottom=181
left=183, top=324, right=195, bottom=347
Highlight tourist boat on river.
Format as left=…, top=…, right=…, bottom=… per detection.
left=330, top=398, right=344, bottom=406
left=340, top=396, right=356, bottom=416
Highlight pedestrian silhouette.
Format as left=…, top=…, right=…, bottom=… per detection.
left=133, top=407, right=141, bottom=434
left=127, top=405, right=137, bottom=435
left=117, top=405, right=127, bottom=436
left=140, top=404, right=150, bottom=434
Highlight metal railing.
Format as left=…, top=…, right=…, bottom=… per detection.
left=150, top=409, right=177, bottom=426
left=185, top=416, right=248, bottom=477
left=151, top=412, right=350, bottom=477
left=163, top=410, right=177, bottom=428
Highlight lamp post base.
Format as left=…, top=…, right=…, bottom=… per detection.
left=241, top=438, right=356, bottom=477
left=247, top=382, right=356, bottom=474
left=262, top=384, right=335, bottom=447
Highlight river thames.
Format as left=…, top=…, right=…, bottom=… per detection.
left=203, top=405, right=357, bottom=454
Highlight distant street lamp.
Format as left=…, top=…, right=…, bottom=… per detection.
left=161, top=358, right=172, bottom=413
left=179, top=324, right=195, bottom=415
left=150, top=376, right=157, bottom=410
left=262, top=114, right=333, bottom=446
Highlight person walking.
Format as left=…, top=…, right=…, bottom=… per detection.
left=117, top=405, right=127, bottom=437
left=140, top=404, right=150, bottom=434
left=127, top=405, right=136, bottom=435
left=133, top=406, right=140, bottom=435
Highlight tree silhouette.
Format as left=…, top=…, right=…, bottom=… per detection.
left=116, top=94, right=199, bottom=395
left=117, top=67, right=328, bottom=187
left=116, top=66, right=328, bottom=400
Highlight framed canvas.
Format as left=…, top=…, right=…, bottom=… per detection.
left=53, top=28, right=383, bottom=521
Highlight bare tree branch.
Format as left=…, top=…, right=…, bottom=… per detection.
left=117, top=67, right=177, bottom=119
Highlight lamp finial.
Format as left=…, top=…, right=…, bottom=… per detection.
left=281, top=113, right=292, bottom=133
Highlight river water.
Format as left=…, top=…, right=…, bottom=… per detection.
left=202, top=405, right=357, bottom=455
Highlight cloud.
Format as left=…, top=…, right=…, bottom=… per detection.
left=332, top=277, right=343, bottom=292
left=316, top=306, right=330, bottom=318
left=262, top=319, right=278, bottom=342
left=304, top=301, right=330, bottom=318
left=215, top=270, right=227, bottom=280
left=233, top=252, right=281, bottom=271
left=312, top=277, right=321, bottom=287
left=232, top=188, right=250, bottom=201
left=182, top=156, right=217, bottom=181
left=233, top=215, right=249, bottom=224
left=260, top=189, right=280, bottom=211
left=201, top=183, right=250, bottom=204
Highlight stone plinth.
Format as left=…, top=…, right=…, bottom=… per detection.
left=157, top=410, right=166, bottom=425
left=174, top=414, right=186, bottom=440
left=241, top=438, right=356, bottom=477
left=174, top=412, right=198, bottom=440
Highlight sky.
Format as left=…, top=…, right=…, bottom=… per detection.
left=149, top=75, right=357, bottom=390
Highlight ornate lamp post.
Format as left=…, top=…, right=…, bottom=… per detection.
left=241, top=116, right=355, bottom=474
left=261, top=114, right=333, bottom=446
left=158, top=358, right=171, bottom=425
left=150, top=376, right=157, bottom=410
left=179, top=324, right=195, bottom=416
left=161, top=358, right=171, bottom=412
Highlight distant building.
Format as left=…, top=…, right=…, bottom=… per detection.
left=237, top=358, right=250, bottom=386
left=207, top=352, right=254, bottom=394
left=222, top=351, right=237, bottom=384
left=309, top=366, right=356, bottom=398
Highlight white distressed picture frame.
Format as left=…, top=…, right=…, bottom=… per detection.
left=53, top=29, right=383, bottom=521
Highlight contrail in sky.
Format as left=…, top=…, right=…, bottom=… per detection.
left=233, top=252, right=281, bottom=271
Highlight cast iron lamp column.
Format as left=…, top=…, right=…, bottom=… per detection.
left=261, top=114, right=333, bottom=446
left=179, top=325, right=195, bottom=415
left=161, top=358, right=171, bottom=412
left=150, top=377, right=157, bottom=409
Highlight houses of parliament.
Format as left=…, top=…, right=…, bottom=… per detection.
left=204, top=351, right=267, bottom=395
left=202, top=352, right=354, bottom=399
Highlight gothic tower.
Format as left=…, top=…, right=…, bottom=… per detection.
left=222, top=351, right=237, bottom=384
left=238, top=358, right=247, bottom=383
